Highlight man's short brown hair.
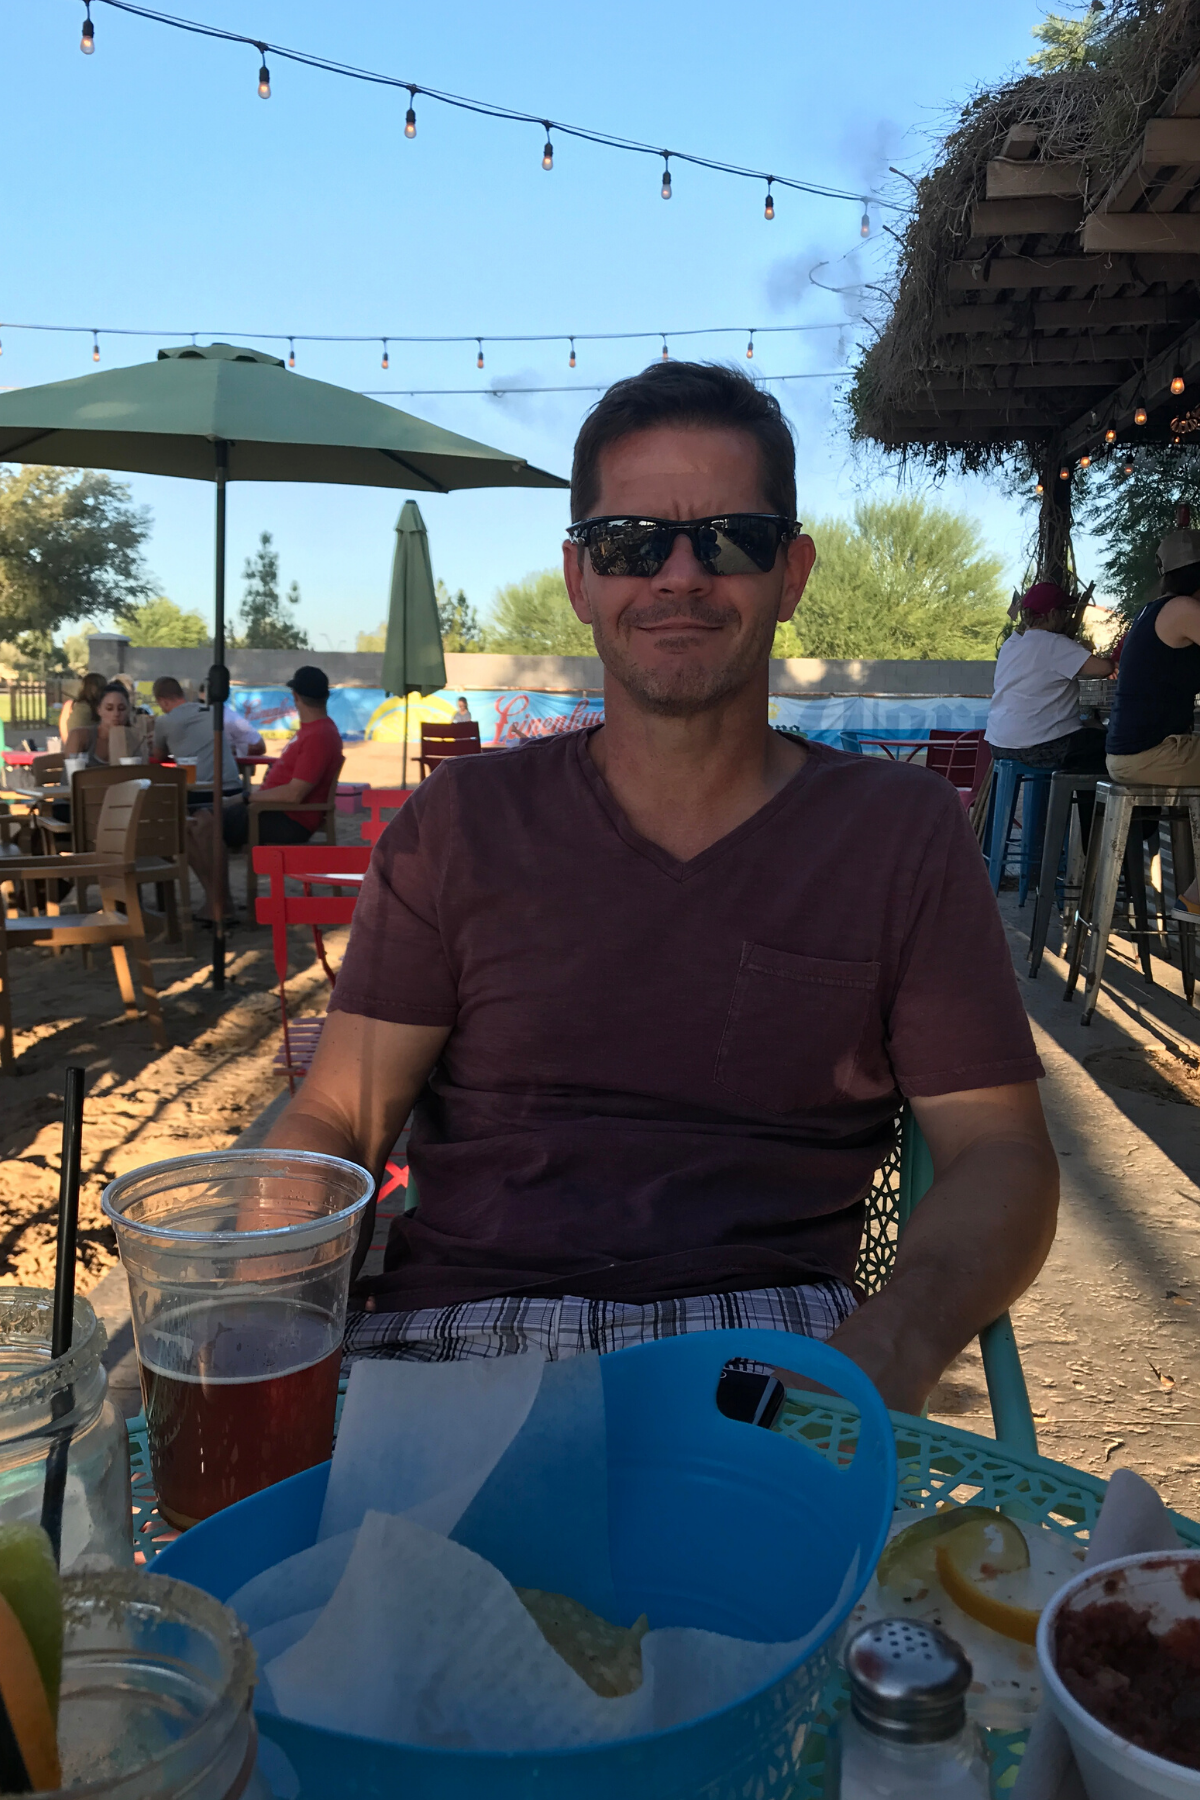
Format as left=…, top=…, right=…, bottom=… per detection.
left=152, top=676, right=184, bottom=702
left=570, top=361, right=797, bottom=523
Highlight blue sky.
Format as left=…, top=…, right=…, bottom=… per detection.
left=3, top=0, right=1060, bottom=648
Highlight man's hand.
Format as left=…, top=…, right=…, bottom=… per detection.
left=263, top=1011, right=450, bottom=1177
left=826, top=1083, right=1058, bottom=1415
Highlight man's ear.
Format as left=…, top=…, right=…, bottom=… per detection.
left=563, top=541, right=593, bottom=624
left=777, top=533, right=816, bottom=624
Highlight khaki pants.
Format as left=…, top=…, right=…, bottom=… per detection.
left=1106, top=734, right=1200, bottom=786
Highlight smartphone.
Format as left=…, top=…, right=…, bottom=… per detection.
left=715, top=1367, right=786, bottom=1430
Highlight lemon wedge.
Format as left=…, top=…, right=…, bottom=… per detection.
left=935, top=1516, right=1041, bottom=1646
left=877, top=1505, right=1010, bottom=1594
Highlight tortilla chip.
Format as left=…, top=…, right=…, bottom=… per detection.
left=515, top=1588, right=649, bottom=1697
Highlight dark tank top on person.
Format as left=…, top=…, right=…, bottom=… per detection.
left=1106, top=597, right=1200, bottom=755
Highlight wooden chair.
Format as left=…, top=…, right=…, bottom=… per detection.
left=245, top=755, right=345, bottom=910
left=0, top=779, right=167, bottom=1070
left=418, top=720, right=480, bottom=778
left=69, top=765, right=192, bottom=948
left=359, top=786, right=413, bottom=848
left=252, top=843, right=370, bottom=1091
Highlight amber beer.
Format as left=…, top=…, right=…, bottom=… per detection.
left=138, top=1299, right=341, bottom=1528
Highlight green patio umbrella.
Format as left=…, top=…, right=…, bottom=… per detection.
left=381, top=502, right=446, bottom=791
left=0, top=343, right=566, bottom=989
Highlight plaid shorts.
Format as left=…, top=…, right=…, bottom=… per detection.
left=343, top=1280, right=857, bottom=1364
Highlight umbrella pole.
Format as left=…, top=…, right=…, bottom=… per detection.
left=211, top=441, right=229, bottom=992
left=402, top=692, right=409, bottom=790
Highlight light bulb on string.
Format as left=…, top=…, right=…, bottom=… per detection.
left=568, top=339, right=576, bottom=370
left=381, top=341, right=389, bottom=371
left=405, top=88, right=417, bottom=138
left=80, top=4, right=94, bottom=53
left=1035, top=481, right=1044, bottom=495
left=746, top=334, right=754, bottom=360
left=91, top=332, right=100, bottom=364
left=1134, top=399, right=1148, bottom=426
left=860, top=205, right=870, bottom=238
left=764, top=181, right=775, bottom=221
left=661, top=157, right=672, bottom=200
left=1172, top=369, right=1186, bottom=396
left=256, top=45, right=271, bottom=98
left=1080, top=453, right=1091, bottom=469
left=1105, top=426, right=1117, bottom=443
left=542, top=126, right=554, bottom=171
left=287, top=339, right=295, bottom=369
left=1059, top=465, right=1070, bottom=480
left=476, top=340, right=484, bottom=370
left=1123, top=455, right=1135, bottom=474
left=661, top=337, right=669, bottom=361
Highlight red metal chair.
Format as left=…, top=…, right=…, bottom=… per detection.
left=359, top=786, right=413, bottom=848
left=418, top=720, right=480, bottom=778
left=925, top=729, right=991, bottom=808
left=253, top=843, right=371, bottom=1091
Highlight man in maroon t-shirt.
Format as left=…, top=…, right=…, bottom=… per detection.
left=187, top=665, right=342, bottom=925
left=266, top=363, right=1057, bottom=1412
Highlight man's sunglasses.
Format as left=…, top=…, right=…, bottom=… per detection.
left=566, top=514, right=799, bottom=578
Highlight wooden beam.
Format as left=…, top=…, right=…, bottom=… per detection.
left=1142, top=118, right=1200, bottom=167
left=947, top=255, right=1135, bottom=291
left=925, top=364, right=1131, bottom=397
left=946, top=336, right=1145, bottom=364
left=1081, top=213, right=1200, bottom=254
left=931, top=296, right=1192, bottom=333
left=912, top=387, right=1061, bottom=410
left=986, top=160, right=1085, bottom=200
left=970, top=199, right=1083, bottom=236
left=1001, top=123, right=1041, bottom=161
left=1061, top=318, right=1200, bottom=459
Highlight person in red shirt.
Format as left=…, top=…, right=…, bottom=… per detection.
left=186, top=665, right=342, bottom=926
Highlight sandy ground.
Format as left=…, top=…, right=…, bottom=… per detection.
left=6, top=790, right=1200, bottom=1515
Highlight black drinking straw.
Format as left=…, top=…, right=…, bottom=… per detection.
left=40, top=1066, right=85, bottom=1568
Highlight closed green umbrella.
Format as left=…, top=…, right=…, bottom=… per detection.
left=0, top=344, right=566, bottom=988
left=382, top=502, right=446, bottom=790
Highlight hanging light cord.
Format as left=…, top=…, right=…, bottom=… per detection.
left=79, top=0, right=901, bottom=214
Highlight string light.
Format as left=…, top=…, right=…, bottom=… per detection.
left=80, top=3, right=95, bottom=53
left=381, top=341, right=389, bottom=371
left=91, top=332, right=100, bottom=363
left=1079, top=453, right=1091, bottom=469
left=287, top=338, right=295, bottom=368
left=255, top=43, right=270, bottom=97
left=1059, top=465, right=1070, bottom=480
left=1172, top=369, right=1186, bottom=396
left=1035, top=480, right=1043, bottom=495
left=661, top=156, right=672, bottom=200
left=746, top=335, right=754, bottom=360
left=764, top=180, right=775, bottom=221
left=1134, top=399, right=1148, bottom=425
left=661, top=336, right=669, bottom=361
left=476, top=339, right=484, bottom=370
left=860, top=205, right=870, bottom=238
left=541, top=125, right=553, bottom=171
left=1123, top=455, right=1135, bottom=474
left=1105, top=426, right=1117, bottom=443
left=404, top=87, right=417, bottom=138
left=568, top=338, right=576, bottom=369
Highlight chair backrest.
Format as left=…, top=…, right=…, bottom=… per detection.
left=925, top=729, right=991, bottom=802
left=252, top=844, right=371, bottom=988
left=32, top=752, right=63, bottom=788
left=420, top=721, right=481, bottom=768
left=838, top=732, right=865, bottom=755
left=359, top=786, right=413, bottom=847
left=93, top=779, right=151, bottom=860
left=71, top=764, right=187, bottom=858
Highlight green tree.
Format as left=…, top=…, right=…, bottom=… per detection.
left=0, top=468, right=150, bottom=643
left=773, top=497, right=1007, bottom=661
left=115, top=594, right=210, bottom=647
left=1075, top=448, right=1200, bottom=621
left=482, top=569, right=594, bottom=655
left=236, top=531, right=308, bottom=649
left=436, top=578, right=484, bottom=651
left=1028, top=9, right=1104, bottom=72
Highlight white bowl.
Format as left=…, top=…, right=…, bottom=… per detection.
left=1037, top=1549, right=1200, bottom=1799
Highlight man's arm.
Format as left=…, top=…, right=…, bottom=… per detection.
left=825, top=1081, right=1058, bottom=1414
left=255, top=775, right=313, bottom=806
left=263, top=1010, right=451, bottom=1176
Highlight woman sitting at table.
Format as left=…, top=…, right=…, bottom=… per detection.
left=57, top=672, right=105, bottom=748
left=985, top=581, right=1113, bottom=771
left=64, top=682, right=132, bottom=767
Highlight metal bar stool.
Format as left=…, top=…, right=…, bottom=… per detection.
left=1028, top=771, right=1099, bottom=978
left=1064, top=780, right=1200, bottom=1025
left=986, top=760, right=1054, bottom=904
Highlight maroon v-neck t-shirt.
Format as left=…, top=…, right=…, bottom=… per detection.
left=331, top=732, right=1042, bottom=1312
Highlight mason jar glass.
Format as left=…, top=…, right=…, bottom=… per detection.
left=0, top=1289, right=131, bottom=1571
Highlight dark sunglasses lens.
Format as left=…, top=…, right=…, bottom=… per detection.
left=585, top=523, right=670, bottom=577
left=706, top=518, right=782, bottom=574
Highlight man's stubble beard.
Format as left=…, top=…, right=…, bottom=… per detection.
left=589, top=602, right=779, bottom=720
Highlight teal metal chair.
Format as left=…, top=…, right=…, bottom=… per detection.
left=858, top=1107, right=1037, bottom=1456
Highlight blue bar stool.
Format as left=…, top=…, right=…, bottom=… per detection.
left=986, top=760, right=1054, bottom=904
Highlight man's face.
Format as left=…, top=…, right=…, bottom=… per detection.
left=563, top=424, right=815, bottom=717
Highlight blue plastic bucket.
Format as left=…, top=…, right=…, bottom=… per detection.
left=156, top=1328, right=895, bottom=1798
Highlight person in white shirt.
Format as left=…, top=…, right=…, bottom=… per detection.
left=986, top=581, right=1113, bottom=772
left=198, top=682, right=267, bottom=758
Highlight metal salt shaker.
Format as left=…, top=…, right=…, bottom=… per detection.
left=832, top=1619, right=989, bottom=1796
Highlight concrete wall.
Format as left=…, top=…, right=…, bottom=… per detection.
left=87, top=635, right=996, bottom=697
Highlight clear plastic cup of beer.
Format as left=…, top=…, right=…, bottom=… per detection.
left=102, top=1150, right=373, bottom=1529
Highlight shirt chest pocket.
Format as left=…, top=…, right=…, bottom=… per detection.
left=714, top=943, right=881, bottom=1115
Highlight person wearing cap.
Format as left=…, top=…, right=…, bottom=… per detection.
left=185, top=665, right=342, bottom=926
left=985, top=582, right=1113, bottom=777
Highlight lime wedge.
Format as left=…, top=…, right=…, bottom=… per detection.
left=877, top=1506, right=1010, bottom=1593
left=0, top=1524, right=62, bottom=1716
